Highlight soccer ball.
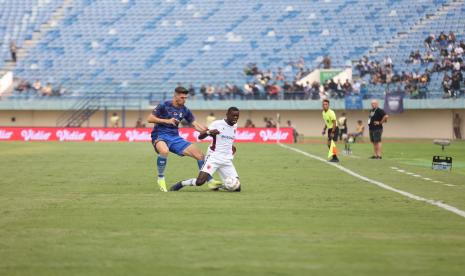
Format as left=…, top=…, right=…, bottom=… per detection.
left=224, top=177, right=240, bottom=191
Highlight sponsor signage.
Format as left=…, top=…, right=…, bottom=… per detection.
left=0, top=127, right=294, bottom=143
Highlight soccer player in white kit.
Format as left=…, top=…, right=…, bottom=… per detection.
left=169, top=107, right=241, bottom=192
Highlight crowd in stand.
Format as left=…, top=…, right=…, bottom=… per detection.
left=355, top=31, right=465, bottom=99
left=13, top=78, right=65, bottom=97
left=8, top=32, right=463, bottom=101
left=192, top=56, right=368, bottom=101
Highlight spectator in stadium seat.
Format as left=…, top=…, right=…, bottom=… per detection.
left=442, top=74, right=452, bottom=98
left=32, top=79, right=42, bottom=92
left=233, top=85, right=244, bottom=100
left=206, top=84, right=215, bottom=100
left=454, top=44, right=464, bottom=56
left=327, top=79, right=337, bottom=96
left=224, top=83, right=234, bottom=100
left=283, top=81, right=292, bottom=100
left=275, top=68, right=285, bottom=81
left=243, top=83, right=253, bottom=99
left=303, top=81, right=312, bottom=99
left=10, top=40, right=17, bottom=62
left=431, top=61, right=442, bottom=72
left=321, top=56, right=331, bottom=69
left=451, top=71, right=462, bottom=97
left=267, top=82, right=280, bottom=100
left=383, top=55, right=393, bottom=68
left=200, top=85, right=207, bottom=100
left=188, top=84, right=195, bottom=100
left=448, top=31, right=456, bottom=44
left=437, top=32, right=447, bottom=47
left=459, top=40, right=465, bottom=52
left=335, top=79, right=345, bottom=98
left=111, top=113, right=120, bottom=128
left=311, top=81, right=321, bottom=100
left=424, top=34, right=435, bottom=51
left=296, top=68, right=305, bottom=80
left=423, top=51, right=435, bottom=63
left=15, top=79, right=31, bottom=93
left=440, top=47, right=448, bottom=58
left=409, top=84, right=420, bottom=99
left=52, top=84, right=64, bottom=96
left=453, top=113, right=462, bottom=139
left=41, top=83, right=53, bottom=96
left=215, top=84, right=225, bottom=100
left=263, top=69, right=273, bottom=81
left=251, top=82, right=260, bottom=99
left=342, top=79, right=353, bottom=95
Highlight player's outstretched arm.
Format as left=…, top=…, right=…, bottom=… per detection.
left=192, top=120, right=207, bottom=132
left=198, top=129, right=219, bottom=140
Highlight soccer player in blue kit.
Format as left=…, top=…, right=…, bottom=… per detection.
left=147, top=86, right=213, bottom=192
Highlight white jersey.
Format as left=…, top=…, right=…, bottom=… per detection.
left=206, top=119, right=237, bottom=162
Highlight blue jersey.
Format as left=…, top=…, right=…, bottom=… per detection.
left=151, top=101, right=195, bottom=137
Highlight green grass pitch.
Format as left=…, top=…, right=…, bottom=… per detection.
left=1, top=140, right=465, bottom=275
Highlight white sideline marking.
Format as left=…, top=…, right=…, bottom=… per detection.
left=390, top=166, right=455, bottom=187
left=278, top=143, right=465, bottom=219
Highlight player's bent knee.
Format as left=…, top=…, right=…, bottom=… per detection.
left=188, top=150, right=204, bottom=160
left=158, top=149, right=169, bottom=156
left=196, top=152, right=205, bottom=160
left=155, top=143, right=169, bottom=155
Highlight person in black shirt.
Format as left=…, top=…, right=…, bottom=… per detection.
left=368, top=100, right=389, bottom=159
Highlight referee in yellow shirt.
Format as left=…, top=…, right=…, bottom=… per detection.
left=321, top=99, right=340, bottom=162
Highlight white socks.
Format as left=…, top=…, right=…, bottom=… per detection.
left=181, top=178, right=197, bottom=186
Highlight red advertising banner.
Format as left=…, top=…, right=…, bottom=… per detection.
left=0, top=127, right=294, bottom=143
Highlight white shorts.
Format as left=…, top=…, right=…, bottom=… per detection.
left=201, top=155, right=238, bottom=181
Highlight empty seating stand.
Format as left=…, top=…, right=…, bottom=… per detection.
left=1, top=0, right=462, bottom=99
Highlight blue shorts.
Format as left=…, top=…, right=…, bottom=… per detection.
left=152, top=132, right=191, bottom=156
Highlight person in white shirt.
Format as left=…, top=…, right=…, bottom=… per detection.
left=170, top=107, right=241, bottom=192
left=455, top=46, right=463, bottom=55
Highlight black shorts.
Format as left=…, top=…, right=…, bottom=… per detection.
left=369, top=129, right=383, bottom=143
left=327, top=127, right=339, bottom=142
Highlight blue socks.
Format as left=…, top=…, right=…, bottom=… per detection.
left=157, top=155, right=167, bottom=178
left=157, top=157, right=211, bottom=180
left=197, top=160, right=204, bottom=170
left=197, top=160, right=212, bottom=181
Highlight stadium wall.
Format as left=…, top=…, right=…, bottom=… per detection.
left=0, top=108, right=463, bottom=139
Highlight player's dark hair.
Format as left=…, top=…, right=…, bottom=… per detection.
left=174, top=86, right=189, bottom=94
left=227, top=106, right=239, bottom=113
left=323, top=99, right=330, bottom=104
